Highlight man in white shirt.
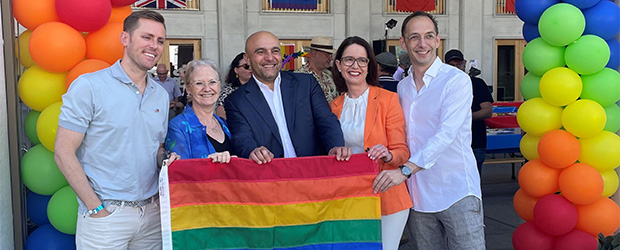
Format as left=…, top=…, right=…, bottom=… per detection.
left=397, top=11, right=485, bottom=250
left=224, top=31, right=351, bottom=163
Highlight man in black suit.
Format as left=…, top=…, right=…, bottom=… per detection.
left=225, top=31, right=351, bottom=164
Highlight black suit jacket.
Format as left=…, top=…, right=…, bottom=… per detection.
left=224, top=71, right=345, bottom=158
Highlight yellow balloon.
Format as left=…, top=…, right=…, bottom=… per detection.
left=516, top=98, right=563, bottom=136
left=16, top=30, right=35, bottom=68
left=520, top=133, right=541, bottom=160
left=539, top=67, right=582, bottom=107
left=562, top=99, right=606, bottom=138
left=36, top=102, right=62, bottom=152
left=600, top=169, right=619, bottom=197
left=579, top=131, right=620, bottom=172
left=17, top=66, right=67, bottom=111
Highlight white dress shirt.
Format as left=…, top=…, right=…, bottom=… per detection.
left=397, top=57, right=481, bottom=212
left=255, top=75, right=297, bottom=158
left=339, top=88, right=369, bottom=154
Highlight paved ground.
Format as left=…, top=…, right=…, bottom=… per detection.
left=399, top=162, right=524, bottom=250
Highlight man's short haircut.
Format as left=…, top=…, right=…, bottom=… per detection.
left=378, top=64, right=398, bottom=75
left=123, top=10, right=166, bottom=35
left=400, top=11, right=439, bottom=37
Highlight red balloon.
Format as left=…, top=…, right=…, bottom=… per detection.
left=111, top=0, right=137, bottom=6
left=554, top=229, right=598, bottom=250
left=513, top=221, right=555, bottom=250
left=56, top=0, right=112, bottom=32
left=538, top=129, right=580, bottom=169
left=534, top=194, right=578, bottom=236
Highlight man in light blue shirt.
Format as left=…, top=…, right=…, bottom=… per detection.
left=55, top=10, right=170, bottom=249
left=154, top=63, right=183, bottom=119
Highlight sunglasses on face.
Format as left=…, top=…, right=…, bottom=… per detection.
left=236, top=64, right=250, bottom=70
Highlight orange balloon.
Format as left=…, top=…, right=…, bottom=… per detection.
left=513, top=188, right=540, bottom=221
left=12, top=0, right=59, bottom=30
left=65, top=59, right=111, bottom=90
left=559, top=163, right=604, bottom=204
left=538, top=130, right=580, bottom=169
left=575, top=197, right=620, bottom=237
left=518, top=159, right=561, bottom=198
left=108, top=5, right=132, bottom=23
left=15, top=30, right=35, bottom=68
left=29, top=22, right=86, bottom=73
left=85, top=22, right=124, bottom=65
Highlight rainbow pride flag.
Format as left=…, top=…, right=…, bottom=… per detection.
left=159, top=154, right=382, bottom=250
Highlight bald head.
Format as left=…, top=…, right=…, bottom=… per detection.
left=156, top=64, right=168, bottom=81
left=243, top=31, right=282, bottom=85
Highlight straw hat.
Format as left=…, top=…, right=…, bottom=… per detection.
left=308, top=36, right=334, bottom=54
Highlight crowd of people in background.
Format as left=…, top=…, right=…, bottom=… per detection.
left=55, top=9, right=489, bottom=250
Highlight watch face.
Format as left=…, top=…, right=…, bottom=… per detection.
left=402, top=166, right=412, bottom=176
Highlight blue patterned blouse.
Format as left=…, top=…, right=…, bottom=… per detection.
left=165, top=106, right=232, bottom=159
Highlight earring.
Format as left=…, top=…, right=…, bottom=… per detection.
left=236, top=74, right=239, bottom=78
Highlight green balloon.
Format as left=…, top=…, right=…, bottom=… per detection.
left=522, top=38, right=566, bottom=76
left=604, top=104, right=620, bottom=133
left=580, top=68, right=620, bottom=107
left=24, top=110, right=41, bottom=145
left=566, top=35, right=611, bottom=75
left=538, top=3, right=585, bottom=47
left=21, top=144, right=68, bottom=195
left=521, top=72, right=542, bottom=100
left=47, top=186, right=77, bottom=235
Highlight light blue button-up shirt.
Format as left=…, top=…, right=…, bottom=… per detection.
left=59, top=60, right=169, bottom=210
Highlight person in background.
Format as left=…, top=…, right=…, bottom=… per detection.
left=165, top=58, right=232, bottom=163
left=154, top=63, right=184, bottom=119
left=215, top=52, right=253, bottom=119
left=393, top=52, right=411, bottom=81
left=296, top=36, right=339, bottom=102
left=330, top=36, right=412, bottom=250
left=225, top=31, right=350, bottom=163
left=398, top=11, right=485, bottom=250
left=375, top=52, right=400, bottom=92
left=54, top=10, right=175, bottom=249
left=444, top=49, right=493, bottom=176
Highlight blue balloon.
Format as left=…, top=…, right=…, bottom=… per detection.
left=583, top=0, right=620, bottom=40
left=563, top=0, right=600, bottom=9
left=515, top=0, right=559, bottom=24
left=607, top=39, right=620, bottom=70
left=522, top=22, right=541, bottom=42
left=26, top=191, right=51, bottom=226
left=25, top=224, right=75, bottom=250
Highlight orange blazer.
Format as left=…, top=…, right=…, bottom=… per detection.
left=330, top=86, right=412, bottom=215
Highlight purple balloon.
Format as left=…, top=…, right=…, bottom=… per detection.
left=515, top=0, right=559, bottom=24
left=522, top=22, right=541, bottom=42
left=563, top=0, right=600, bottom=9
left=583, top=0, right=620, bottom=40
left=607, top=39, right=620, bottom=70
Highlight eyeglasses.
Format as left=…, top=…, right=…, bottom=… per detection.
left=340, top=56, right=369, bottom=67
left=236, top=64, right=250, bottom=70
left=157, top=72, right=168, bottom=76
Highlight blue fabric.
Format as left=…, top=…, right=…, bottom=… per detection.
left=59, top=60, right=169, bottom=211
left=165, top=105, right=231, bottom=159
left=271, top=0, right=317, bottom=9
left=224, top=71, right=344, bottom=159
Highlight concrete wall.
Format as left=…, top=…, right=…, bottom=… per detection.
left=159, top=0, right=522, bottom=90
left=0, top=2, right=15, bottom=249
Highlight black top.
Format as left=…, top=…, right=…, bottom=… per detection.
left=379, top=75, right=399, bottom=93
left=207, top=123, right=232, bottom=153
left=471, top=76, right=494, bottom=149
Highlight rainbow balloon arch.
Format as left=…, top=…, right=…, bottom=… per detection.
left=12, top=0, right=136, bottom=248
left=512, top=0, right=620, bottom=249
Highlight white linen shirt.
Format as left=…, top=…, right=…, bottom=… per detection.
left=255, top=74, right=297, bottom=158
left=339, top=88, right=369, bottom=154
left=397, top=57, right=481, bottom=212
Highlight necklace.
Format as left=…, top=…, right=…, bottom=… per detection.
left=210, top=117, right=219, bottom=133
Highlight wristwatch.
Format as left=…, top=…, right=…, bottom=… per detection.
left=399, top=165, right=412, bottom=178
left=87, top=204, right=104, bottom=215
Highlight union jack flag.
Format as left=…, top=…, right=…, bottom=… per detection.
left=135, top=0, right=186, bottom=9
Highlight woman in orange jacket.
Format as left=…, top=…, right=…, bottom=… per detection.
left=330, top=36, right=412, bottom=250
